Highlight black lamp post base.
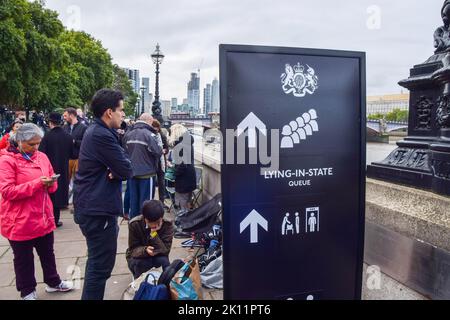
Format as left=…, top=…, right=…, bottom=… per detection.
left=367, top=163, right=433, bottom=191
left=368, top=51, right=450, bottom=196
left=368, top=136, right=450, bottom=196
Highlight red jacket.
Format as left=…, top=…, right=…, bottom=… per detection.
left=0, top=133, right=10, bottom=150
left=0, top=148, right=58, bottom=241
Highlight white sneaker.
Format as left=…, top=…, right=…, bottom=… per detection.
left=22, top=291, right=37, bottom=300
left=45, top=280, right=74, bottom=293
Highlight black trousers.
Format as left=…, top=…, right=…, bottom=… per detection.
left=157, top=168, right=165, bottom=203
left=127, top=256, right=170, bottom=279
left=9, top=232, right=61, bottom=297
left=74, top=214, right=119, bottom=300
left=53, top=206, right=60, bottom=224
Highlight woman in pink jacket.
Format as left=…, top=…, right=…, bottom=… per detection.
left=0, top=123, right=74, bottom=300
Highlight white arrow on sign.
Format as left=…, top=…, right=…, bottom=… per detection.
left=240, top=210, right=268, bottom=244
left=237, top=112, right=267, bottom=148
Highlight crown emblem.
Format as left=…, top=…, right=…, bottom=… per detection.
left=293, top=63, right=304, bottom=73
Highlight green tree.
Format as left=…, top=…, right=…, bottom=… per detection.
left=59, top=30, right=114, bottom=105
left=0, top=0, right=115, bottom=114
left=368, top=113, right=384, bottom=121
left=20, top=0, right=65, bottom=113
left=112, top=64, right=138, bottom=117
left=0, top=0, right=64, bottom=109
left=0, top=0, right=27, bottom=106
left=368, top=109, right=409, bottom=122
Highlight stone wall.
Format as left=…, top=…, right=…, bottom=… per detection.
left=194, top=150, right=221, bottom=203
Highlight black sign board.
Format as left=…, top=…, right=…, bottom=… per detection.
left=220, top=45, right=366, bottom=300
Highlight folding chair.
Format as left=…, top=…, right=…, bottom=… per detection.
left=191, top=166, right=203, bottom=209
left=165, top=176, right=177, bottom=214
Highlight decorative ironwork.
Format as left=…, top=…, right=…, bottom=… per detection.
left=415, top=96, right=433, bottom=130
left=437, top=94, right=450, bottom=128
left=432, top=159, right=450, bottom=180
left=406, top=150, right=428, bottom=169
left=434, top=0, right=450, bottom=54
left=382, top=148, right=429, bottom=171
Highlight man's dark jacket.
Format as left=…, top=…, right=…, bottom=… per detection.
left=63, top=121, right=87, bottom=159
left=123, top=121, right=162, bottom=177
left=126, top=215, right=174, bottom=260
left=73, top=118, right=133, bottom=217
left=39, top=127, right=75, bottom=208
left=174, top=135, right=197, bottom=193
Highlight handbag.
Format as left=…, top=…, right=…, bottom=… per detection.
left=158, top=259, right=185, bottom=286
left=169, top=259, right=203, bottom=300
left=133, top=272, right=170, bottom=300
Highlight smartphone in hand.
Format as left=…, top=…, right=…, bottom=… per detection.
left=51, top=174, right=61, bottom=181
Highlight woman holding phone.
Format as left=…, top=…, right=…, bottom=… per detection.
left=0, top=123, right=74, bottom=300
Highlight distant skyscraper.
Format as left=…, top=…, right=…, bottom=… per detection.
left=187, top=73, right=200, bottom=116
left=203, top=84, right=212, bottom=116
left=141, top=77, right=152, bottom=114
left=211, top=78, right=220, bottom=113
left=122, top=68, right=140, bottom=94
left=182, top=98, right=188, bottom=105
left=171, top=98, right=178, bottom=112
left=161, top=100, right=171, bottom=118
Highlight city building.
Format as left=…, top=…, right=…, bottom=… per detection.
left=187, top=73, right=200, bottom=116
left=367, top=93, right=409, bottom=116
left=180, top=103, right=190, bottom=113
left=171, top=98, right=178, bottom=112
left=141, top=77, right=152, bottom=114
left=122, top=68, right=140, bottom=94
left=211, top=78, right=220, bottom=113
left=203, top=83, right=212, bottom=116
left=161, top=100, right=171, bottom=118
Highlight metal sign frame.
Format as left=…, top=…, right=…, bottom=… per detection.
left=220, top=44, right=366, bottom=300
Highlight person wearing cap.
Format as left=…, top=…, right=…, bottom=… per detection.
left=0, top=123, right=74, bottom=300
left=0, top=119, right=23, bottom=150
left=39, top=112, right=75, bottom=227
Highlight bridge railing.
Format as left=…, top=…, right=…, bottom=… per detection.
left=366, top=119, right=408, bottom=125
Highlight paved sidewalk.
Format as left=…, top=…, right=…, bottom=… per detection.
left=0, top=208, right=223, bottom=300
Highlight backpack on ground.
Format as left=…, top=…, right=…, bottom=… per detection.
left=133, top=272, right=169, bottom=300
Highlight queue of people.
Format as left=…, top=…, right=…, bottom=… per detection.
left=0, top=88, right=198, bottom=300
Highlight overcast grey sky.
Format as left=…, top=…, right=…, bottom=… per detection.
left=44, top=0, right=443, bottom=104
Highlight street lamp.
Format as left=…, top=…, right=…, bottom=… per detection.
left=135, top=96, right=140, bottom=120
left=151, top=43, right=164, bottom=124
left=140, top=85, right=146, bottom=115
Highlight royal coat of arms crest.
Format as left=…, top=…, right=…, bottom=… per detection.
left=281, top=63, right=319, bottom=97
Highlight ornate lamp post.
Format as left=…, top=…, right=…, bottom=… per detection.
left=135, top=96, right=140, bottom=120
left=151, top=43, right=164, bottom=124
left=140, top=85, right=146, bottom=115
